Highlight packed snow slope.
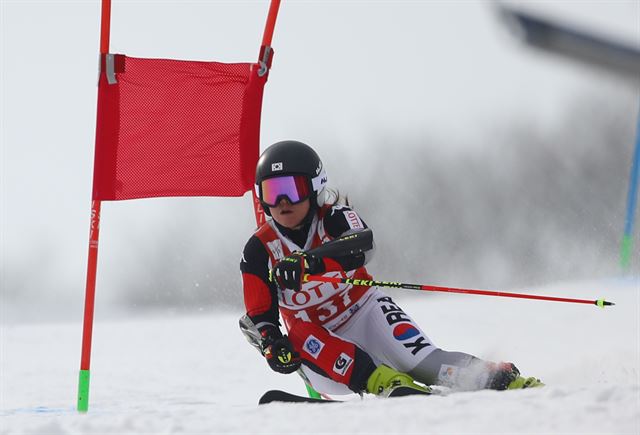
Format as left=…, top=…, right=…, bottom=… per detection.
left=1, top=278, right=638, bottom=434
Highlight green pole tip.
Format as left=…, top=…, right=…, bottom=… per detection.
left=77, top=370, right=90, bottom=412
left=595, top=299, right=614, bottom=308
left=305, top=383, right=322, bottom=399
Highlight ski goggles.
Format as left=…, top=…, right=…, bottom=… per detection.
left=258, top=175, right=312, bottom=207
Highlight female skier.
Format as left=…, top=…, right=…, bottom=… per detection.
left=240, top=140, right=542, bottom=397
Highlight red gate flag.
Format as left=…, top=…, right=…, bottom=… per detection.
left=92, top=54, right=268, bottom=200
left=79, top=0, right=281, bottom=412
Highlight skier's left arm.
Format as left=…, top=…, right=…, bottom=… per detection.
left=317, top=205, right=375, bottom=272
left=270, top=206, right=375, bottom=291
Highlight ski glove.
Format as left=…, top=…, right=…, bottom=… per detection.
left=486, top=362, right=520, bottom=390
left=269, top=252, right=323, bottom=292
left=261, top=333, right=301, bottom=374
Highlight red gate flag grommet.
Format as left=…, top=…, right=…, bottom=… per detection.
left=92, top=54, right=267, bottom=201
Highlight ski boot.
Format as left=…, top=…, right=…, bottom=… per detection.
left=366, top=364, right=432, bottom=397
left=488, top=362, right=544, bottom=390
left=507, top=376, right=545, bottom=389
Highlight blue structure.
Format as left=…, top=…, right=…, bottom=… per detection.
left=621, top=110, right=640, bottom=270
left=498, top=5, right=640, bottom=273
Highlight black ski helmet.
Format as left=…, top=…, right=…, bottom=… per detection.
left=255, top=140, right=328, bottom=212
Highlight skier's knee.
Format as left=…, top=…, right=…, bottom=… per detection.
left=286, top=318, right=326, bottom=351
left=408, top=348, right=480, bottom=387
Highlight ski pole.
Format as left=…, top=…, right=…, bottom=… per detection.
left=303, top=274, right=615, bottom=308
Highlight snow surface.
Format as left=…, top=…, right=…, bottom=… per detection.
left=1, top=278, right=639, bottom=435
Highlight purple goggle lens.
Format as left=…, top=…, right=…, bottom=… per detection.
left=260, top=175, right=311, bottom=207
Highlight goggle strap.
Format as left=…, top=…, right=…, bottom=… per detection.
left=311, top=168, right=328, bottom=192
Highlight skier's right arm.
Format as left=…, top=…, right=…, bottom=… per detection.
left=240, top=236, right=301, bottom=374
left=240, top=235, right=280, bottom=336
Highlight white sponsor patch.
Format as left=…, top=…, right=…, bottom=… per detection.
left=332, top=352, right=353, bottom=376
left=437, top=364, right=459, bottom=387
left=271, top=162, right=283, bottom=171
left=343, top=210, right=364, bottom=230
left=266, top=240, right=284, bottom=261
left=303, top=335, right=325, bottom=359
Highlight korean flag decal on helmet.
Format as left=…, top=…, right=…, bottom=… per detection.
left=272, top=162, right=283, bottom=171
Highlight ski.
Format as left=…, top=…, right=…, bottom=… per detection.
left=258, top=386, right=434, bottom=405
left=258, top=390, right=340, bottom=405
left=387, top=386, right=433, bottom=397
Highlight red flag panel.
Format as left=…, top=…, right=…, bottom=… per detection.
left=92, top=54, right=266, bottom=200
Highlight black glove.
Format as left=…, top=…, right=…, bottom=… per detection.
left=270, top=252, right=323, bottom=291
left=487, top=362, right=520, bottom=390
left=261, top=332, right=301, bottom=374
